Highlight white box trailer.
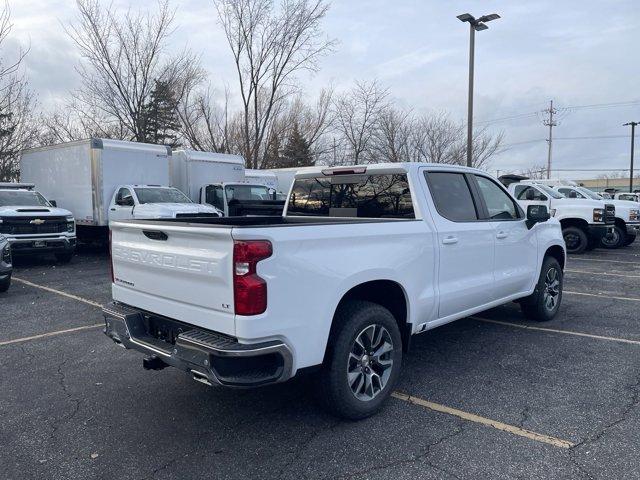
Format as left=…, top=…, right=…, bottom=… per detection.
left=268, top=166, right=318, bottom=194
left=170, top=150, right=245, bottom=203
left=20, top=139, right=171, bottom=234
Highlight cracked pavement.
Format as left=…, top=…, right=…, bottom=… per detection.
left=1, top=245, right=639, bottom=479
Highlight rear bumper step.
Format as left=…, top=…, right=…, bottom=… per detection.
left=103, top=302, right=293, bottom=387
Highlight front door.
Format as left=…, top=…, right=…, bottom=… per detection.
left=110, top=187, right=135, bottom=221
left=474, top=175, right=538, bottom=299
left=423, top=170, right=495, bottom=319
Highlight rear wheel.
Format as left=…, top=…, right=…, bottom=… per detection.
left=316, top=300, right=402, bottom=420
left=0, top=274, right=10, bottom=293
left=520, top=257, right=563, bottom=322
left=562, top=226, right=588, bottom=254
left=601, top=225, right=625, bottom=249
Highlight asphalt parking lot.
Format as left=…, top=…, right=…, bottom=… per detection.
left=1, top=245, right=639, bottom=480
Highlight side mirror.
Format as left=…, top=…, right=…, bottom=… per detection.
left=526, top=204, right=550, bottom=229
left=568, top=191, right=577, bottom=198
left=49, top=200, right=57, bottom=207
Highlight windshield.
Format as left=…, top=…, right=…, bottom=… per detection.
left=225, top=185, right=271, bottom=201
left=0, top=191, right=50, bottom=207
left=536, top=184, right=564, bottom=199
left=133, top=188, right=191, bottom=204
left=576, top=187, right=602, bottom=200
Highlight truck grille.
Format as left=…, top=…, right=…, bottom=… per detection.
left=0, top=216, right=68, bottom=235
left=604, top=204, right=615, bottom=225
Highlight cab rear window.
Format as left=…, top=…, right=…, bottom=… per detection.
left=287, top=174, right=415, bottom=218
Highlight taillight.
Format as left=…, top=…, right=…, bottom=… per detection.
left=109, top=229, right=114, bottom=283
left=233, top=240, right=272, bottom=315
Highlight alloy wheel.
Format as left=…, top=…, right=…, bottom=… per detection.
left=347, top=324, right=394, bottom=401
left=543, top=267, right=560, bottom=312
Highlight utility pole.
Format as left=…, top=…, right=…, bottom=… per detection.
left=457, top=13, right=500, bottom=167
left=542, top=100, right=557, bottom=179
left=623, top=121, right=638, bottom=192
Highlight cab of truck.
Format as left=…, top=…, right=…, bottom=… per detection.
left=504, top=180, right=615, bottom=254
left=199, top=182, right=285, bottom=217
left=109, top=185, right=222, bottom=221
left=0, top=183, right=76, bottom=263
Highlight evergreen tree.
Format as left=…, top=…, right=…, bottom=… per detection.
left=142, top=80, right=181, bottom=147
left=263, top=133, right=282, bottom=168
left=281, top=123, right=313, bottom=167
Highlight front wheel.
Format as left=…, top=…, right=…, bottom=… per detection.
left=55, top=252, right=73, bottom=264
left=520, top=257, right=563, bottom=322
left=562, top=226, right=588, bottom=254
left=316, top=300, right=403, bottom=420
left=624, top=234, right=636, bottom=247
left=0, top=274, right=11, bottom=293
left=601, top=225, right=625, bottom=249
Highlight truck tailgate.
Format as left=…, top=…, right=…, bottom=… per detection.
left=110, top=221, right=236, bottom=335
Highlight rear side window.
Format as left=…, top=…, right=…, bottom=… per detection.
left=425, top=172, right=478, bottom=221
left=288, top=174, right=415, bottom=218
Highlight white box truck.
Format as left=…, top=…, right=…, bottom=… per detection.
left=20, top=139, right=219, bottom=242
left=244, top=169, right=278, bottom=190
left=170, top=150, right=245, bottom=203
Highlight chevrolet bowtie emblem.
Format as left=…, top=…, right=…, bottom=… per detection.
left=30, top=219, right=45, bottom=225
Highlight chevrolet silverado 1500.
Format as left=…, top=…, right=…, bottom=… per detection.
left=104, top=163, right=566, bottom=419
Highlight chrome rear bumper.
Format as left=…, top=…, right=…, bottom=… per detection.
left=103, top=302, right=293, bottom=387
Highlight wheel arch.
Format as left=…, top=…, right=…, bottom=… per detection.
left=559, top=218, right=589, bottom=232
left=329, top=280, right=411, bottom=356
left=544, top=244, right=565, bottom=270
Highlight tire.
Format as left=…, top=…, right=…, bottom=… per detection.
left=562, top=226, right=588, bottom=254
left=316, top=300, right=403, bottom=420
left=520, top=257, right=563, bottom=322
left=624, top=234, right=636, bottom=247
left=601, top=225, right=625, bottom=249
left=0, top=274, right=10, bottom=293
left=55, top=252, right=73, bottom=264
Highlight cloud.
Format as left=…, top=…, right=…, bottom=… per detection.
left=374, top=48, right=453, bottom=80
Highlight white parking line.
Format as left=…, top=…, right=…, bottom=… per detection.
left=0, top=324, right=104, bottom=347
left=471, top=317, right=640, bottom=346
left=12, top=277, right=103, bottom=308
left=565, top=269, right=640, bottom=279
left=565, top=290, right=640, bottom=302
left=392, top=392, right=575, bottom=449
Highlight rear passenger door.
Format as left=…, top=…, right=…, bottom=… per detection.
left=424, top=171, right=495, bottom=319
left=473, top=175, right=537, bottom=299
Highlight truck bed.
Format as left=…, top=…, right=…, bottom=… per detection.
left=117, top=215, right=413, bottom=228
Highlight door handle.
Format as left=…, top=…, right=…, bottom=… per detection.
left=496, top=231, right=509, bottom=239
left=442, top=235, right=459, bottom=245
left=110, top=208, right=116, bottom=211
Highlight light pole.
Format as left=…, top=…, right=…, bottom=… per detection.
left=623, top=122, right=638, bottom=193
left=457, top=13, right=500, bottom=167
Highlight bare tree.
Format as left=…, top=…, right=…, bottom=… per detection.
left=520, top=165, right=548, bottom=179
left=64, top=0, right=201, bottom=143
left=0, top=1, right=37, bottom=181
left=333, top=80, right=389, bottom=165
left=371, top=106, right=413, bottom=163
left=215, top=0, right=335, bottom=168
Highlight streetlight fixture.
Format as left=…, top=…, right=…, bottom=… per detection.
left=457, top=12, right=500, bottom=167
left=623, top=121, right=639, bottom=193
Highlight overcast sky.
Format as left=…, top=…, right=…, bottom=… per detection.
left=6, top=0, right=640, bottom=178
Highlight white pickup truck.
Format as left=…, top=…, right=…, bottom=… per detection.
left=109, top=185, right=222, bottom=222
left=104, top=163, right=566, bottom=419
left=505, top=181, right=615, bottom=254
left=554, top=185, right=639, bottom=248
left=0, top=183, right=76, bottom=262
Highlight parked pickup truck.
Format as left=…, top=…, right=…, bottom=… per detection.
left=104, top=164, right=566, bottom=419
left=109, top=185, right=222, bottom=222
left=0, top=183, right=76, bottom=263
left=0, top=234, right=11, bottom=292
left=554, top=185, right=640, bottom=248
left=504, top=180, right=615, bottom=254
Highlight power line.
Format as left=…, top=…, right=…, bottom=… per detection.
left=555, top=135, right=634, bottom=140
